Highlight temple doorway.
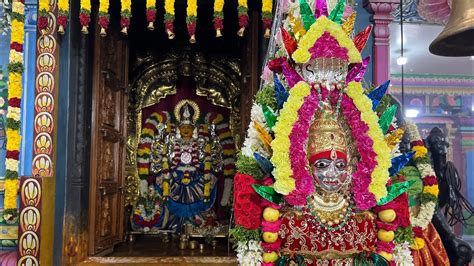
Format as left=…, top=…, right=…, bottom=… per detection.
left=75, top=0, right=266, bottom=263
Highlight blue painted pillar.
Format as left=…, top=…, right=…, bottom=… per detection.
left=466, top=151, right=474, bottom=205
left=18, top=0, right=37, bottom=176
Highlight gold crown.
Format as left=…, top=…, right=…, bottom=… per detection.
left=307, top=108, right=348, bottom=159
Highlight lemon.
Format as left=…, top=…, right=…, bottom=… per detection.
left=262, top=232, right=278, bottom=243
left=377, top=229, right=395, bottom=242
left=378, top=209, right=396, bottom=223
left=263, top=251, right=278, bottom=263
left=263, top=207, right=280, bottom=222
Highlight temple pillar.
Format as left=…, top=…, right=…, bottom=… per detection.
left=364, top=0, right=399, bottom=86
left=19, top=0, right=37, bottom=176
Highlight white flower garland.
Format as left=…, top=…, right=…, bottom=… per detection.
left=393, top=242, right=415, bottom=266
left=242, top=103, right=271, bottom=158
left=406, top=121, right=437, bottom=229
left=236, top=240, right=263, bottom=266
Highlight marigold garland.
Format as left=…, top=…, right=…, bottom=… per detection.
left=292, top=16, right=362, bottom=64
left=164, top=0, right=176, bottom=39
left=146, top=0, right=157, bottom=30
left=346, top=82, right=391, bottom=203
left=237, top=0, right=248, bottom=36
left=120, top=0, right=132, bottom=35
left=271, top=81, right=311, bottom=196
left=57, top=0, right=69, bottom=34
left=262, top=0, right=273, bottom=38
left=80, top=0, right=91, bottom=34
left=98, top=0, right=110, bottom=36
left=186, top=0, right=198, bottom=43
left=213, top=0, right=225, bottom=37
left=38, top=0, right=49, bottom=34
left=4, top=0, right=25, bottom=222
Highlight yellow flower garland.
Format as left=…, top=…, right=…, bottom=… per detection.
left=165, top=0, right=175, bottom=15
left=292, top=16, right=361, bottom=64
left=262, top=0, right=272, bottom=12
left=271, top=81, right=311, bottom=195
left=346, top=82, right=391, bottom=201
left=99, top=0, right=109, bottom=13
left=214, top=0, right=224, bottom=12
left=4, top=0, right=25, bottom=221
left=187, top=0, right=197, bottom=17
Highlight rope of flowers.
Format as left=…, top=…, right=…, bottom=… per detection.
left=79, top=0, right=91, bottom=34
left=57, top=0, right=69, bottom=34
left=137, top=112, right=170, bottom=197
left=213, top=0, right=224, bottom=37
left=37, top=0, right=48, bottom=34
left=237, top=0, right=248, bottom=36
left=262, top=0, right=273, bottom=38
left=164, top=0, right=175, bottom=39
left=406, top=121, right=438, bottom=250
left=186, top=0, right=197, bottom=43
left=98, top=0, right=110, bottom=36
left=3, top=0, right=25, bottom=223
left=120, top=0, right=131, bottom=35
left=146, top=0, right=156, bottom=30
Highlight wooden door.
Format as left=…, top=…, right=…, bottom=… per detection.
left=88, top=25, right=129, bottom=255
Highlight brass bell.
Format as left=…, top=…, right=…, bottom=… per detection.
left=429, top=0, right=474, bottom=56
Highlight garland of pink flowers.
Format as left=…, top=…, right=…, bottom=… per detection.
left=339, top=91, right=378, bottom=210
left=285, top=86, right=324, bottom=206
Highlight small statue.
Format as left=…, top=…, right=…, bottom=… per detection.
left=426, top=127, right=473, bottom=266
left=132, top=185, right=163, bottom=232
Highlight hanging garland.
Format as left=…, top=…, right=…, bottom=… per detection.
left=37, top=0, right=48, bottom=34
left=79, top=0, right=91, bottom=34
left=146, top=0, right=156, bottom=30
left=120, top=0, right=131, bottom=35
left=406, top=121, right=438, bottom=250
left=57, top=0, right=69, bottom=34
left=3, top=0, right=25, bottom=223
left=186, top=0, right=197, bottom=43
left=237, top=0, right=248, bottom=36
left=262, top=0, right=273, bottom=38
left=213, top=0, right=224, bottom=37
left=98, top=0, right=110, bottom=36
left=164, top=0, right=175, bottom=39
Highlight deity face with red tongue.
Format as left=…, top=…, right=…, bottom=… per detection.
left=307, top=112, right=352, bottom=194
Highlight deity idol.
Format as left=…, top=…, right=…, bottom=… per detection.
left=232, top=1, right=447, bottom=265
left=133, top=99, right=224, bottom=232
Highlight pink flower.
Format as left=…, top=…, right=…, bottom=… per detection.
left=262, top=219, right=282, bottom=232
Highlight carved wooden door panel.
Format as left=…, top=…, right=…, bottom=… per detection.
left=88, top=26, right=129, bottom=255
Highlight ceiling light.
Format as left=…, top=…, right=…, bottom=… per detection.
left=405, top=109, right=419, bottom=118
left=397, top=56, right=407, bottom=66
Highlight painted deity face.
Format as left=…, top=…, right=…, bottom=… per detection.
left=179, top=124, right=194, bottom=139
left=310, top=151, right=350, bottom=193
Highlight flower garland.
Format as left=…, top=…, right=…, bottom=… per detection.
left=237, top=0, right=248, bottom=36
left=98, top=0, right=110, bottom=36
left=213, top=0, right=224, bottom=37
left=339, top=90, right=378, bottom=210
left=262, top=0, right=273, bottom=38
left=57, top=0, right=69, bottom=34
left=271, top=81, right=311, bottom=197
left=38, top=0, right=49, bottom=35
left=146, top=0, right=156, bottom=30
left=284, top=86, right=323, bottom=206
left=79, top=0, right=91, bottom=34
left=120, top=0, right=132, bottom=35
left=164, top=0, right=175, bottom=39
left=137, top=112, right=169, bottom=196
left=38, top=0, right=48, bottom=34
left=236, top=240, right=263, bottom=265
left=3, top=0, right=25, bottom=222
left=346, top=82, right=391, bottom=203
left=292, top=16, right=361, bottom=64
left=406, top=121, right=438, bottom=249
left=186, top=0, right=197, bottom=43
